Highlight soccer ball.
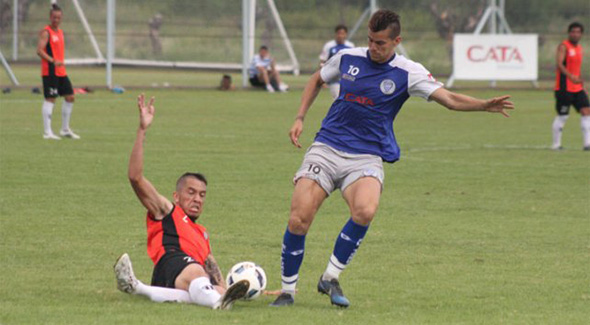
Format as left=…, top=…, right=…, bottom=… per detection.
left=226, top=261, right=267, bottom=300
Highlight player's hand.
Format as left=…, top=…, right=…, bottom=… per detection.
left=289, top=118, right=304, bottom=148
left=137, top=93, right=156, bottom=130
left=483, top=95, right=514, bottom=117
left=570, top=75, right=583, bottom=84
left=53, top=60, right=64, bottom=67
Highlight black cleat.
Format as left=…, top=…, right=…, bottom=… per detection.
left=317, top=277, right=350, bottom=308
left=584, top=146, right=590, bottom=151
left=218, top=279, right=249, bottom=310
left=269, top=292, right=295, bottom=307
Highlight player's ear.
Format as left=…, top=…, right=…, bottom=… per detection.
left=393, top=36, right=402, bottom=46
left=173, top=191, right=179, bottom=203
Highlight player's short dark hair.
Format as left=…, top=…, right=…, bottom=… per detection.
left=568, top=22, right=584, bottom=33
left=176, top=172, right=208, bottom=191
left=50, top=3, right=62, bottom=14
left=222, top=74, right=231, bottom=80
left=335, top=24, right=348, bottom=33
left=368, top=9, right=401, bottom=39
left=259, top=45, right=269, bottom=51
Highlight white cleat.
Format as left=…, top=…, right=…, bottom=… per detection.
left=43, top=133, right=61, bottom=140
left=278, top=83, right=289, bottom=93
left=114, top=253, right=138, bottom=294
left=60, top=129, right=80, bottom=139
left=266, top=84, right=276, bottom=93
left=215, top=279, right=249, bottom=310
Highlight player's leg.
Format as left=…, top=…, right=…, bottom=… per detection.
left=270, top=64, right=288, bottom=92
left=318, top=177, right=381, bottom=307
left=174, top=257, right=248, bottom=310
left=114, top=253, right=192, bottom=303
left=574, top=91, right=590, bottom=150
left=257, top=67, right=274, bottom=93
left=59, top=77, right=80, bottom=139
left=552, top=91, right=570, bottom=150
left=270, top=178, right=328, bottom=306
left=41, top=76, right=60, bottom=139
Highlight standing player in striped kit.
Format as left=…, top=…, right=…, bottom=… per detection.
left=271, top=9, right=514, bottom=308
left=552, top=22, right=589, bottom=150
left=36, top=4, right=79, bottom=140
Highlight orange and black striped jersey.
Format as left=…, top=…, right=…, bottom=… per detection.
left=146, top=205, right=211, bottom=265
left=555, top=40, right=583, bottom=93
left=41, top=25, right=67, bottom=77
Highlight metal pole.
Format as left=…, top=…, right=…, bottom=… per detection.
left=106, top=0, right=114, bottom=88
left=72, top=0, right=105, bottom=61
left=0, top=49, right=20, bottom=85
left=266, top=0, right=300, bottom=75
left=249, top=0, right=256, bottom=60
left=370, top=0, right=378, bottom=14
left=12, top=0, right=18, bottom=60
left=242, top=0, right=249, bottom=88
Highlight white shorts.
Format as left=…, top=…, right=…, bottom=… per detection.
left=293, top=142, right=384, bottom=195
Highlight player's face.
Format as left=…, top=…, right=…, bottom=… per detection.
left=174, top=178, right=207, bottom=219
left=568, top=27, right=583, bottom=44
left=367, top=28, right=401, bottom=63
left=49, top=10, right=62, bottom=29
left=259, top=48, right=269, bottom=58
left=335, top=29, right=348, bottom=44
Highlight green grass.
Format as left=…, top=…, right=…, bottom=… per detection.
left=0, top=71, right=589, bottom=324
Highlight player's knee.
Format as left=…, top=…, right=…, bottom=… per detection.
left=287, top=213, right=312, bottom=235
left=175, top=264, right=207, bottom=290
left=351, top=205, right=378, bottom=225
left=65, top=95, right=75, bottom=103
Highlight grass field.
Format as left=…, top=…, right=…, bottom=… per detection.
left=1, top=71, right=589, bottom=324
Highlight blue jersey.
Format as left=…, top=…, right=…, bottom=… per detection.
left=317, top=48, right=442, bottom=163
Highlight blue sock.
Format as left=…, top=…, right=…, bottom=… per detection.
left=281, top=229, right=306, bottom=293
left=324, top=218, right=369, bottom=280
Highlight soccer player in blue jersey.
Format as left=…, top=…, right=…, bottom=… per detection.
left=319, top=25, right=355, bottom=99
left=270, top=9, right=514, bottom=308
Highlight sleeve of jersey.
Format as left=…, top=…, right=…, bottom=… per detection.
left=407, top=63, right=444, bottom=101
left=319, top=43, right=330, bottom=61
left=320, top=52, right=343, bottom=83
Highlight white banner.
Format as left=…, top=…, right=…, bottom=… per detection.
left=453, top=34, right=538, bottom=80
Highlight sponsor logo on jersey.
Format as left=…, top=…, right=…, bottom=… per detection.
left=52, top=35, right=60, bottom=42
left=569, top=49, right=576, bottom=56
left=380, top=79, right=396, bottom=95
left=341, top=73, right=355, bottom=82
left=344, top=93, right=375, bottom=107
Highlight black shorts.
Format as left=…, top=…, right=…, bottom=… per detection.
left=151, top=250, right=200, bottom=288
left=42, top=75, right=73, bottom=98
left=554, top=90, right=590, bottom=115
left=249, top=75, right=278, bottom=90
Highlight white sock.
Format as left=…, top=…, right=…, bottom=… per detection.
left=552, top=115, right=568, bottom=148
left=134, top=280, right=192, bottom=303
left=61, top=101, right=74, bottom=131
left=581, top=116, right=590, bottom=147
left=322, top=254, right=345, bottom=281
left=42, top=101, right=55, bottom=135
left=188, top=277, right=222, bottom=308
left=280, top=274, right=297, bottom=295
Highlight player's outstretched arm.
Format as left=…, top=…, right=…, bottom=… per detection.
left=429, top=87, right=514, bottom=117
left=289, top=70, right=325, bottom=148
left=204, top=254, right=227, bottom=289
left=128, top=94, right=173, bottom=220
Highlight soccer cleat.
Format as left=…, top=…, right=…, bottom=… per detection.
left=278, top=83, right=289, bottom=92
left=551, top=145, right=563, bottom=151
left=60, top=129, right=80, bottom=139
left=269, top=292, right=295, bottom=307
left=584, top=146, right=590, bottom=151
left=217, top=279, right=249, bottom=310
left=43, top=133, right=61, bottom=140
left=317, top=277, right=350, bottom=308
left=114, top=253, right=138, bottom=294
